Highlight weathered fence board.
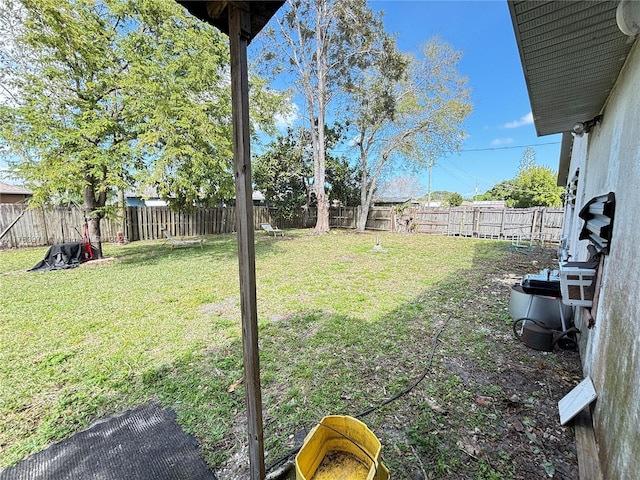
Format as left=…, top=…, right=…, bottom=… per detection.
left=366, top=206, right=393, bottom=231
left=1, top=203, right=565, bottom=249
left=329, top=206, right=357, bottom=229
left=332, top=205, right=564, bottom=242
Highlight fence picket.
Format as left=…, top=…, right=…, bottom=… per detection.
left=1, top=203, right=565, bottom=249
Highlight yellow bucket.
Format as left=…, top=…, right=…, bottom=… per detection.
left=295, top=415, right=389, bottom=480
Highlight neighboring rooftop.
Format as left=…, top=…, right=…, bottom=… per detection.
left=0, top=181, right=32, bottom=195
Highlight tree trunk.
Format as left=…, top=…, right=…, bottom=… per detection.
left=312, top=4, right=329, bottom=234
left=118, top=189, right=126, bottom=239
left=316, top=195, right=330, bottom=233
left=356, top=150, right=371, bottom=232
left=356, top=198, right=372, bottom=232
left=82, top=170, right=105, bottom=259
left=87, top=214, right=103, bottom=259
left=314, top=101, right=328, bottom=234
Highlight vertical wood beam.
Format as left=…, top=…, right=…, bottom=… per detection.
left=228, top=4, right=265, bottom=480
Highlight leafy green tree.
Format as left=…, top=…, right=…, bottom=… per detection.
left=424, top=190, right=452, bottom=202
left=260, top=0, right=389, bottom=234
left=253, top=125, right=359, bottom=224
left=443, top=192, right=463, bottom=207
left=348, top=38, right=472, bottom=231
left=0, top=0, right=284, bottom=257
left=511, top=165, right=564, bottom=208
left=479, top=180, right=517, bottom=207
left=253, top=127, right=312, bottom=224
left=325, top=156, right=360, bottom=207
left=479, top=148, right=563, bottom=208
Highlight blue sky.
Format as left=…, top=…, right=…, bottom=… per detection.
left=253, top=0, right=562, bottom=198
left=368, top=0, right=562, bottom=197
left=2, top=0, right=562, bottom=199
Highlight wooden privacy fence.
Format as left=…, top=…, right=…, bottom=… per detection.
left=0, top=204, right=298, bottom=249
left=0, top=204, right=116, bottom=249
left=331, top=205, right=564, bottom=242
left=1, top=203, right=564, bottom=249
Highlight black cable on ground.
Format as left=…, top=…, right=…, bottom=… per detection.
left=265, top=316, right=451, bottom=475
left=354, top=317, right=449, bottom=419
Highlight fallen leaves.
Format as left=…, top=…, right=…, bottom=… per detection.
left=457, top=436, right=481, bottom=458
left=227, top=377, right=243, bottom=393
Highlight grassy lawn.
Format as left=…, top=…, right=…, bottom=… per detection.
left=0, top=230, right=579, bottom=478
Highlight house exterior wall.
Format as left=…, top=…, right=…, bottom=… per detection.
left=565, top=40, right=640, bottom=479
left=562, top=136, right=590, bottom=260
left=0, top=193, right=28, bottom=204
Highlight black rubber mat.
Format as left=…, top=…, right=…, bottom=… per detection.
left=0, top=402, right=217, bottom=480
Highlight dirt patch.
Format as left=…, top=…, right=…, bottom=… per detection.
left=81, top=256, right=117, bottom=267
left=201, top=298, right=240, bottom=317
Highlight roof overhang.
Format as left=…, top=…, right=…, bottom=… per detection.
left=508, top=1, right=636, bottom=137
left=177, top=1, right=284, bottom=42
left=557, top=132, right=574, bottom=186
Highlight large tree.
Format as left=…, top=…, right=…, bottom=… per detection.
left=260, top=0, right=387, bottom=234
left=348, top=38, right=472, bottom=231
left=0, top=0, right=284, bottom=257
left=511, top=165, right=564, bottom=208
left=479, top=179, right=518, bottom=206
left=479, top=148, right=564, bottom=208
left=253, top=125, right=359, bottom=224
left=254, top=127, right=313, bottom=224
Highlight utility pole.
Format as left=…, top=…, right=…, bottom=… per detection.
left=427, top=152, right=435, bottom=206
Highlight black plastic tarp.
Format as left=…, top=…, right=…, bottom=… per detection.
left=28, top=242, right=84, bottom=272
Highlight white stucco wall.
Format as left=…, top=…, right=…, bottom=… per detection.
left=565, top=39, right=640, bottom=479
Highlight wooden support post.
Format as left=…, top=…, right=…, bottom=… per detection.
left=531, top=208, right=539, bottom=239
left=228, top=5, right=265, bottom=480
left=472, top=208, right=479, bottom=237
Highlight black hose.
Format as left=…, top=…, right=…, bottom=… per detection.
left=265, top=317, right=450, bottom=474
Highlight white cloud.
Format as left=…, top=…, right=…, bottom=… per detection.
left=274, top=101, right=299, bottom=130
left=491, top=137, right=515, bottom=146
left=348, top=135, right=362, bottom=147
left=504, top=112, right=534, bottom=129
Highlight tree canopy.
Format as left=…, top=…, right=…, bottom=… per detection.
left=0, top=0, right=285, bottom=255
left=253, top=125, right=359, bottom=224
left=478, top=148, right=564, bottom=208
left=347, top=38, right=472, bottom=230
left=443, top=192, right=463, bottom=207
left=510, top=165, right=564, bottom=208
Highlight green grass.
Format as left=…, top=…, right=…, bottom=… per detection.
left=0, top=230, right=562, bottom=477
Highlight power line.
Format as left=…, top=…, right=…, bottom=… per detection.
left=298, top=141, right=561, bottom=155
left=460, top=142, right=561, bottom=152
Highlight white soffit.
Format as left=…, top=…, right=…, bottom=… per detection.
left=508, top=1, right=636, bottom=137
